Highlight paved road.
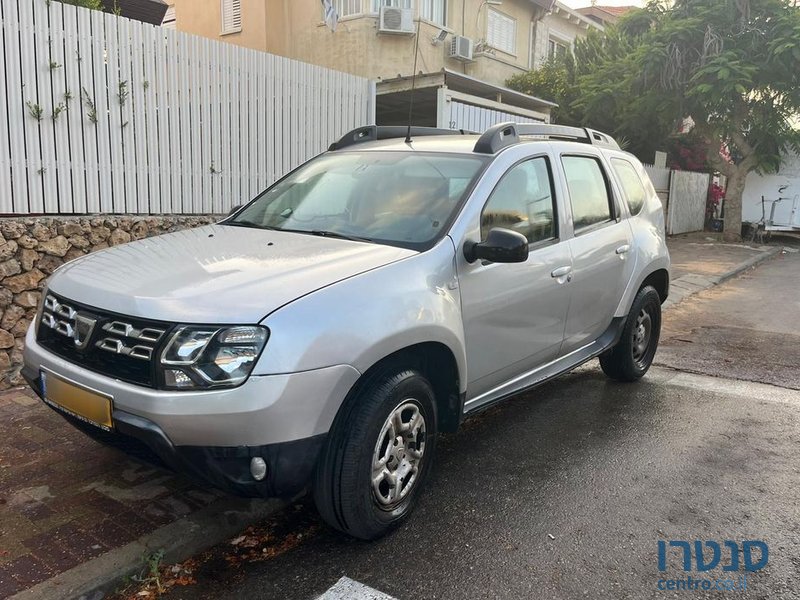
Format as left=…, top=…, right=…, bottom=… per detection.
left=658, top=251, right=800, bottom=389
left=165, top=255, right=800, bottom=600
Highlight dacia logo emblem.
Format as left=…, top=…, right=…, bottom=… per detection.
left=73, top=313, right=97, bottom=350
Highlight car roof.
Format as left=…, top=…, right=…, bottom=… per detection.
left=334, top=135, right=485, bottom=155
left=328, top=124, right=622, bottom=156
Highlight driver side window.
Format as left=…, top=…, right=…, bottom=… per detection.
left=481, top=157, right=556, bottom=245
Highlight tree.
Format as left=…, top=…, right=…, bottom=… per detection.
left=507, top=11, right=675, bottom=161
left=506, top=58, right=581, bottom=126
left=510, top=0, right=800, bottom=241
left=637, top=0, right=800, bottom=240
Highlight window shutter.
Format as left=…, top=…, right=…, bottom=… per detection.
left=487, top=8, right=516, bottom=55
left=221, top=0, right=242, bottom=34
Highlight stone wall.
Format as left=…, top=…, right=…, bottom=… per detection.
left=0, top=215, right=220, bottom=390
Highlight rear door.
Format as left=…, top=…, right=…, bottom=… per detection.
left=558, top=152, right=635, bottom=353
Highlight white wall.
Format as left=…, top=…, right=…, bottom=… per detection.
left=742, top=152, right=800, bottom=224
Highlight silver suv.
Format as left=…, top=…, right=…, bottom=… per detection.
left=23, top=123, right=669, bottom=539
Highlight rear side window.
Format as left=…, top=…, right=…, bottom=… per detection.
left=611, top=158, right=647, bottom=215
left=561, top=156, right=613, bottom=231
left=481, top=157, right=556, bottom=245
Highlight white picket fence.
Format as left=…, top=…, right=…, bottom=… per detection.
left=0, top=0, right=375, bottom=215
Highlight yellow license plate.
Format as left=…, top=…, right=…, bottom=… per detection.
left=41, top=371, right=114, bottom=431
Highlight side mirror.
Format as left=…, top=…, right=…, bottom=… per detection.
left=227, top=204, right=242, bottom=217
left=463, top=228, right=529, bottom=264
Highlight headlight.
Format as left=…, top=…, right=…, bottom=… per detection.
left=160, top=325, right=268, bottom=389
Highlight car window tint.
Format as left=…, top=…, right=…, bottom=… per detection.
left=481, top=157, right=556, bottom=245
left=562, top=156, right=613, bottom=230
left=611, top=158, right=647, bottom=215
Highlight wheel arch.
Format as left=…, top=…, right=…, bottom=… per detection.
left=614, top=259, right=671, bottom=317
left=344, top=342, right=464, bottom=434
left=641, top=268, right=669, bottom=302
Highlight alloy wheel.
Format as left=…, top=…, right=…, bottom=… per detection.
left=371, top=400, right=426, bottom=509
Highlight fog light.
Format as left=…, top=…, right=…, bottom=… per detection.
left=164, top=369, right=194, bottom=388
left=250, top=457, right=267, bottom=481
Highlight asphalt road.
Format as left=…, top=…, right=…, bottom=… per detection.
left=167, top=254, right=800, bottom=600
left=658, top=250, right=800, bottom=389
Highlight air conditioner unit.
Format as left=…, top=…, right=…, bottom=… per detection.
left=449, top=35, right=474, bottom=62
left=378, top=6, right=415, bottom=35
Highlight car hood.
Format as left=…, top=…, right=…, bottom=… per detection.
left=48, top=224, right=416, bottom=323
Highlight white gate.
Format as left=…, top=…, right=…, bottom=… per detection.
left=0, top=0, right=374, bottom=215
left=667, top=170, right=710, bottom=235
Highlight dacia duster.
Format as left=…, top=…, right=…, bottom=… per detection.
left=23, top=123, right=670, bottom=539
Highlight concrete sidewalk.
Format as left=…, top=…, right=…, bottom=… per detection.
left=0, top=233, right=785, bottom=600
left=664, top=233, right=783, bottom=310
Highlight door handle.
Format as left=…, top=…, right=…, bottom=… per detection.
left=551, top=266, right=572, bottom=278
left=615, top=244, right=631, bottom=255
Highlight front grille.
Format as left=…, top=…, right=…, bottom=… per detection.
left=37, top=292, right=172, bottom=388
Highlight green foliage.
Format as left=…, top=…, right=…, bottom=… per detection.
left=117, top=80, right=129, bottom=106
left=130, top=549, right=166, bottom=594
left=81, top=87, right=98, bottom=124
left=26, top=101, right=44, bottom=121
left=507, top=12, right=675, bottom=161
left=55, top=0, right=105, bottom=10
left=507, top=0, right=800, bottom=238
left=52, top=102, right=68, bottom=121
left=506, top=58, right=580, bottom=125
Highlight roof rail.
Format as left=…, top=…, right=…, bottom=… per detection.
left=328, top=125, right=473, bottom=151
left=473, top=122, right=620, bottom=154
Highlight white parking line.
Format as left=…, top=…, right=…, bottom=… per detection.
left=315, top=576, right=398, bottom=600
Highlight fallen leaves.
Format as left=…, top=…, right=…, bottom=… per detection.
left=120, top=558, right=198, bottom=600
left=112, top=500, right=320, bottom=600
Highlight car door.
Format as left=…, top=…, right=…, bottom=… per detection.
left=559, top=153, right=635, bottom=353
left=457, top=155, right=572, bottom=405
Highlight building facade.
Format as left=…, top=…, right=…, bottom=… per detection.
left=165, top=0, right=601, bottom=87
left=576, top=4, right=636, bottom=28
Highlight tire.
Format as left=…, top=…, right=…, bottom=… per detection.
left=600, top=285, right=662, bottom=382
left=313, top=368, right=437, bottom=540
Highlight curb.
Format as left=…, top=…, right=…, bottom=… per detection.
left=10, top=497, right=284, bottom=600
left=663, top=245, right=783, bottom=311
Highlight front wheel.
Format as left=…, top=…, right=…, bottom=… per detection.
left=313, top=368, right=437, bottom=540
left=600, top=285, right=662, bottom=381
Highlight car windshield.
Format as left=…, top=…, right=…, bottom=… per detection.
left=225, top=151, right=488, bottom=249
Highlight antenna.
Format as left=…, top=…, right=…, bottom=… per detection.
left=404, top=16, right=423, bottom=144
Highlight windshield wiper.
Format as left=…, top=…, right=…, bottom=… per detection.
left=222, top=220, right=276, bottom=230
left=308, top=230, right=374, bottom=243
left=222, top=222, right=373, bottom=243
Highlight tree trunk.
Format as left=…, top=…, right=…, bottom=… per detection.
left=722, top=168, right=747, bottom=242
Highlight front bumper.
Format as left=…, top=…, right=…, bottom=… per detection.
left=24, top=366, right=325, bottom=497
left=22, top=324, right=361, bottom=497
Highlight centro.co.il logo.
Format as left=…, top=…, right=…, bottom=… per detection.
left=657, top=540, right=768, bottom=592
